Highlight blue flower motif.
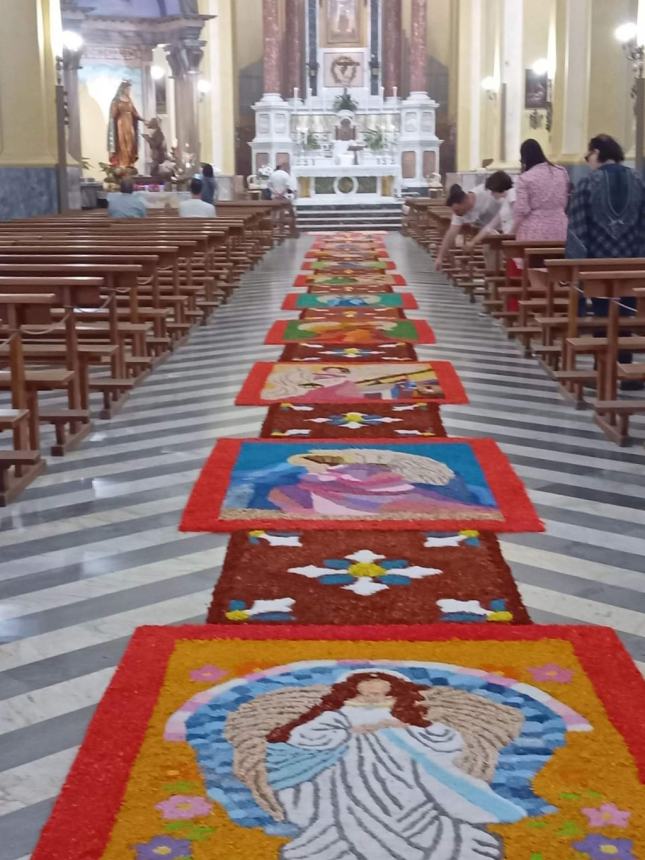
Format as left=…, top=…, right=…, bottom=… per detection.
left=289, top=550, right=442, bottom=597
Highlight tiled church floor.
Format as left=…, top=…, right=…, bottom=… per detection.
left=1, top=233, right=645, bottom=859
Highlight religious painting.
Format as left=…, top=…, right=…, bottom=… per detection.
left=323, top=52, right=365, bottom=88
left=322, top=0, right=364, bottom=47
left=180, top=438, right=543, bottom=533
left=525, top=69, right=548, bottom=109
left=235, top=361, right=468, bottom=406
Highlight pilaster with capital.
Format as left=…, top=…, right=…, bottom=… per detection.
left=399, top=0, right=440, bottom=190
left=252, top=0, right=293, bottom=173
left=165, top=36, right=205, bottom=165
left=410, top=0, right=428, bottom=94
left=285, top=0, right=305, bottom=99
left=382, top=0, right=402, bottom=99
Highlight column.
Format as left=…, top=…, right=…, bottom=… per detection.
left=501, top=0, right=523, bottom=165
left=263, top=0, right=281, bottom=95
left=285, top=0, right=305, bottom=99
left=551, top=0, right=592, bottom=165
left=409, top=0, right=428, bottom=94
left=252, top=0, right=293, bottom=172
left=400, top=0, right=440, bottom=190
left=584, top=0, right=632, bottom=157
left=63, top=55, right=83, bottom=163
left=382, top=0, right=401, bottom=98
left=0, top=0, right=63, bottom=218
left=165, top=36, right=205, bottom=165
left=199, top=0, right=236, bottom=184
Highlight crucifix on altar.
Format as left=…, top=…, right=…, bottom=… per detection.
left=251, top=0, right=441, bottom=203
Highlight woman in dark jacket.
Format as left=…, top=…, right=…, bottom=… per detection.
left=200, top=163, right=218, bottom=205
left=567, top=133, right=645, bottom=387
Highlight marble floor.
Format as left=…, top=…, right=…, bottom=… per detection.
left=1, top=233, right=645, bottom=859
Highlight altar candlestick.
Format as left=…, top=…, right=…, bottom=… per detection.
left=380, top=85, right=385, bottom=105
left=393, top=86, right=398, bottom=99
left=294, top=86, right=299, bottom=101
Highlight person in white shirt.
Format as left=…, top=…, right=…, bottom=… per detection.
left=267, top=164, right=297, bottom=199
left=434, top=183, right=501, bottom=271
left=179, top=178, right=216, bottom=217
left=467, top=171, right=516, bottom=250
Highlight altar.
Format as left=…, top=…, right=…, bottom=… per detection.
left=251, top=0, right=441, bottom=201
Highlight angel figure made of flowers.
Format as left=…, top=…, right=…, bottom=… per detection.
left=173, top=662, right=591, bottom=860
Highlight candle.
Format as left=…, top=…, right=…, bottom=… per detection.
left=294, top=86, right=299, bottom=100
left=393, top=86, right=398, bottom=99
left=380, top=85, right=384, bottom=100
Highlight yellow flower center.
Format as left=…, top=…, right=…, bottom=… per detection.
left=343, top=412, right=364, bottom=423
left=347, top=562, right=386, bottom=578
left=600, top=847, right=619, bottom=855
left=153, top=849, right=172, bottom=857
left=225, top=610, right=250, bottom=621
left=177, top=802, right=192, bottom=810
left=487, top=611, right=514, bottom=623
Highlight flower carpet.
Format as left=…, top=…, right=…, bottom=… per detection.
left=235, top=360, right=468, bottom=405
left=31, top=232, right=645, bottom=859
left=278, top=342, right=419, bottom=361
left=264, top=317, right=436, bottom=345
left=260, top=401, right=445, bottom=438
left=179, top=438, right=543, bottom=533
left=31, top=625, right=645, bottom=860
left=207, top=529, right=530, bottom=624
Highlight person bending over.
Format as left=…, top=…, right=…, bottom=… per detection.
left=434, top=183, right=501, bottom=271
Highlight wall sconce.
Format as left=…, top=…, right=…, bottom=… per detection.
left=151, top=64, right=166, bottom=81
left=197, top=78, right=212, bottom=100
left=481, top=76, right=499, bottom=100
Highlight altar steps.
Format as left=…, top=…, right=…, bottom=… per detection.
left=296, top=203, right=402, bottom=232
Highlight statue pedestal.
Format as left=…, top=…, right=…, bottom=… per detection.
left=399, top=91, right=442, bottom=194
left=250, top=93, right=295, bottom=173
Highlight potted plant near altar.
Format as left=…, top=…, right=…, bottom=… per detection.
left=364, top=128, right=385, bottom=152
left=333, top=88, right=359, bottom=113
left=98, top=157, right=136, bottom=191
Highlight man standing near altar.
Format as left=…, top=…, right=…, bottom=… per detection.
left=267, top=164, right=297, bottom=199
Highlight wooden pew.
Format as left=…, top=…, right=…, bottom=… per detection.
left=0, top=331, right=45, bottom=505
left=535, top=259, right=645, bottom=396
left=575, top=271, right=645, bottom=443
left=0, top=297, right=91, bottom=455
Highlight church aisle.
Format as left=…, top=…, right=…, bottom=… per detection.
left=1, top=233, right=645, bottom=860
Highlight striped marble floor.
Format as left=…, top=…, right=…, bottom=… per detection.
left=1, top=233, right=645, bottom=860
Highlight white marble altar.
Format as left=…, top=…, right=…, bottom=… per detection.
left=250, top=0, right=441, bottom=199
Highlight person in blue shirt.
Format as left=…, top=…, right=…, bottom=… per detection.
left=107, top=179, right=147, bottom=218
